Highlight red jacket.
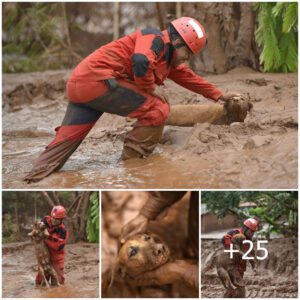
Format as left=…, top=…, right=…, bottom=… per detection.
left=222, top=228, right=255, bottom=274
left=43, top=216, right=68, bottom=263
left=69, top=28, right=222, bottom=101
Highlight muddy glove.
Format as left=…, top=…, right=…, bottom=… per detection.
left=129, top=260, right=199, bottom=289
left=218, top=93, right=241, bottom=102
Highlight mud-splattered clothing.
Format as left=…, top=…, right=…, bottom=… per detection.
left=68, top=29, right=222, bottom=99
left=24, top=28, right=222, bottom=183
left=35, top=216, right=68, bottom=285
left=221, top=228, right=255, bottom=276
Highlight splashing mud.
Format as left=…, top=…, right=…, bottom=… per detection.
left=2, top=242, right=99, bottom=298
left=201, top=238, right=298, bottom=298
left=2, top=68, right=297, bottom=188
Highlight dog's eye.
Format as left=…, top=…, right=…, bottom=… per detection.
left=144, top=235, right=151, bottom=241
left=129, top=247, right=138, bottom=257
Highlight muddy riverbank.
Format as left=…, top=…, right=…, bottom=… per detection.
left=2, top=242, right=99, bottom=298
left=2, top=68, right=297, bottom=188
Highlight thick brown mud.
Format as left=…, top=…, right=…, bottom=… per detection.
left=2, top=242, right=99, bottom=298
left=2, top=68, right=297, bottom=188
left=201, top=238, right=298, bottom=298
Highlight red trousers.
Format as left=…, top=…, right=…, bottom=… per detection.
left=35, top=260, right=65, bottom=285
left=24, top=78, right=170, bottom=183
left=49, top=79, right=170, bottom=147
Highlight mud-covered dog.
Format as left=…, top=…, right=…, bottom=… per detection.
left=28, top=221, right=59, bottom=287
left=216, top=233, right=247, bottom=297
left=110, top=233, right=170, bottom=285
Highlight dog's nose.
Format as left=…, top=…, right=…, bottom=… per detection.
left=153, top=244, right=166, bottom=256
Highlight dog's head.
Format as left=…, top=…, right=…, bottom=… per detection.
left=231, top=233, right=246, bottom=251
left=109, top=233, right=170, bottom=287
left=28, top=221, right=49, bottom=241
left=223, top=94, right=253, bottom=123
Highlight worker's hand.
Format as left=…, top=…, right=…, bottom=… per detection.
left=218, top=93, right=241, bottom=102
left=118, top=213, right=149, bottom=251
left=130, top=260, right=198, bottom=289
left=151, top=86, right=169, bottom=103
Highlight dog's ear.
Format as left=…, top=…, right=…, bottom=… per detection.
left=109, top=259, right=127, bottom=289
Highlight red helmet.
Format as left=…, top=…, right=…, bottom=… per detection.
left=171, top=17, right=207, bottom=54
left=51, top=205, right=66, bottom=219
left=244, top=218, right=259, bottom=231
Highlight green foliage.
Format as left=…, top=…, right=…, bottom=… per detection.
left=202, top=192, right=246, bottom=219
left=2, top=214, right=19, bottom=243
left=254, top=2, right=298, bottom=72
left=202, top=191, right=298, bottom=238
left=3, top=3, right=77, bottom=73
left=86, top=192, right=99, bottom=243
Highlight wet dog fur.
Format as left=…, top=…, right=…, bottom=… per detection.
left=216, top=233, right=246, bottom=291
left=109, top=232, right=170, bottom=287
left=28, top=221, right=60, bottom=287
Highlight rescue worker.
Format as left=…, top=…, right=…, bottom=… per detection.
left=221, top=218, right=259, bottom=297
left=36, top=205, right=68, bottom=285
left=24, top=17, right=238, bottom=183
left=119, top=191, right=199, bottom=290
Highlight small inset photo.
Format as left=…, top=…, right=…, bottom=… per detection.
left=201, top=191, right=298, bottom=298
left=101, top=191, right=199, bottom=298
left=2, top=191, right=99, bottom=298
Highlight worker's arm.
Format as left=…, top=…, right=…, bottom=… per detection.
left=140, top=191, right=186, bottom=220
left=132, top=30, right=165, bottom=93
left=43, top=216, right=68, bottom=251
left=119, top=192, right=186, bottom=248
left=45, top=227, right=68, bottom=251
left=128, top=260, right=199, bottom=290
left=168, top=64, right=223, bottom=101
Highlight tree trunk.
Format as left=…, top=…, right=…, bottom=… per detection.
left=41, top=191, right=56, bottom=208
left=155, top=3, right=165, bottom=30
left=189, top=2, right=259, bottom=73
left=51, top=192, right=60, bottom=205
left=66, top=192, right=91, bottom=243
left=176, top=2, right=182, bottom=18
left=113, top=2, right=120, bottom=40
left=78, top=192, right=91, bottom=240
left=14, top=201, right=21, bottom=240
left=34, top=197, right=37, bottom=220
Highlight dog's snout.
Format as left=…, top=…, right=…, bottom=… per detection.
left=153, top=244, right=166, bottom=256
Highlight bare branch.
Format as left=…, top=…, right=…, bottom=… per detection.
left=67, top=195, right=81, bottom=214
left=41, top=191, right=56, bottom=207
left=51, top=191, right=60, bottom=205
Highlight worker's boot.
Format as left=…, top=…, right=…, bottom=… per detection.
left=23, top=139, right=82, bottom=183
left=120, top=122, right=164, bottom=160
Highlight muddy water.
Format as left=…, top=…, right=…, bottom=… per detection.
left=2, top=242, right=99, bottom=298
left=201, top=238, right=298, bottom=298
left=2, top=68, right=298, bottom=188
